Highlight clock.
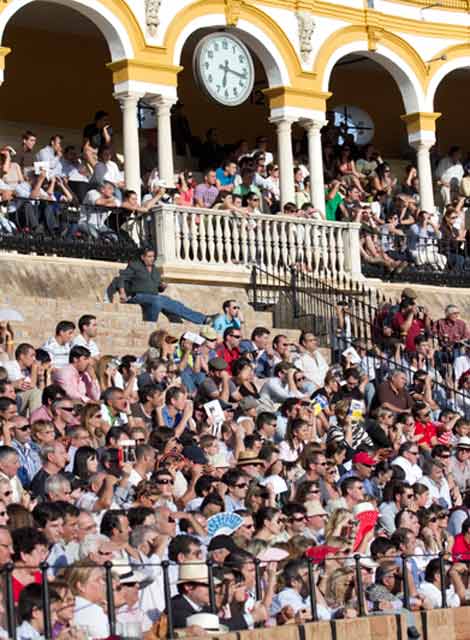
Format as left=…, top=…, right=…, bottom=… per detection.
left=193, top=32, right=255, bottom=107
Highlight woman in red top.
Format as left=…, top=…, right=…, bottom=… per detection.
left=11, top=527, right=48, bottom=603
left=413, top=401, right=438, bottom=452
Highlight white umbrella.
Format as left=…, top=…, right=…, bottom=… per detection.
left=0, top=308, right=24, bottom=322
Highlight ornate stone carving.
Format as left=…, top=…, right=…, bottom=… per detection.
left=145, top=0, right=161, bottom=37
left=296, top=11, right=315, bottom=64
left=224, top=0, right=242, bottom=27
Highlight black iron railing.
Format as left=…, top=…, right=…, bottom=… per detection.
left=361, top=229, right=470, bottom=286
left=250, top=265, right=470, bottom=416
left=0, top=552, right=457, bottom=640
left=0, top=197, right=149, bottom=262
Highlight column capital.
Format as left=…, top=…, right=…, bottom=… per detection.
left=410, top=139, right=434, bottom=152
left=114, top=91, right=144, bottom=110
left=401, top=111, right=441, bottom=133
left=148, top=95, right=177, bottom=114
left=269, top=115, right=296, bottom=129
left=300, top=118, right=328, bottom=132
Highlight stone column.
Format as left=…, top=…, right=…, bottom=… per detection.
left=401, top=112, right=441, bottom=214
left=150, top=96, right=176, bottom=186
left=302, top=118, right=327, bottom=214
left=115, top=91, right=143, bottom=199
left=270, top=116, right=296, bottom=207
left=412, top=140, right=435, bottom=213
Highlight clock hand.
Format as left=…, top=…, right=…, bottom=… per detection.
left=225, top=65, right=248, bottom=80
left=219, top=61, right=229, bottom=88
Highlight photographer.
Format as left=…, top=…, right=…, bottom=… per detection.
left=391, top=297, right=431, bottom=353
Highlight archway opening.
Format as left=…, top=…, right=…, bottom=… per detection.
left=434, top=67, right=470, bottom=155
left=327, top=54, right=409, bottom=160
left=1, top=1, right=121, bottom=149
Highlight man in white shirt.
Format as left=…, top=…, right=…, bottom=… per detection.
left=71, top=314, right=100, bottom=360
left=82, top=181, right=120, bottom=230
left=418, top=558, right=460, bottom=608
left=128, top=445, right=156, bottom=488
left=294, top=332, right=329, bottom=392
left=391, top=442, right=423, bottom=485
left=17, top=583, right=50, bottom=640
left=0, top=445, right=24, bottom=503
left=41, top=320, right=75, bottom=369
left=454, top=343, right=470, bottom=383
left=435, top=146, right=464, bottom=206
left=420, top=459, right=452, bottom=508
left=259, top=362, right=305, bottom=407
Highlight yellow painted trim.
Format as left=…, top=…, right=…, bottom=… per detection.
left=400, top=111, right=441, bottom=133
left=264, top=86, right=332, bottom=111
left=426, top=42, right=470, bottom=89
left=162, top=0, right=302, bottom=84
left=312, top=25, right=428, bottom=94
left=0, top=46, right=10, bottom=70
left=108, top=59, right=182, bottom=86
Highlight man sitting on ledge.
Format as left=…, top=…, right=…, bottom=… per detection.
left=117, top=246, right=215, bottom=324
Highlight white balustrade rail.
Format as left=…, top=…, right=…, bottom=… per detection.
left=152, top=205, right=362, bottom=281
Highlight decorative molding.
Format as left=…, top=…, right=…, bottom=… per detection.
left=366, top=25, right=384, bottom=51
left=145, top=0, right=161, bottom=37
left=296, top=10, right=315, bottom=63
left=224, top=0, right=243, bottom=26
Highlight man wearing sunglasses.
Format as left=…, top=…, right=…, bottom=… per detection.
left=212, top=299, right=243, bottom=337
left=11, top=416, right=41, bottom=489
left=216, top=328, right=242, bottom=376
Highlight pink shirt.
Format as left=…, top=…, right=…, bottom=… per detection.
left=30, top=405, right=53, bottom=424
left=52, top=364, right=100, bottom=403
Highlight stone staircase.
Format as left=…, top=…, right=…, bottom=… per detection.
left=0, top=254, right=308, bottom=357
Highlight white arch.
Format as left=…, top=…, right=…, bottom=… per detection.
left=0, top=0, right=134, bottom=61
left=426, top=57, right=470, bottom=111
left=321, top=40, right=425, bottom=114
left=172, top=14, right=290, bottom=87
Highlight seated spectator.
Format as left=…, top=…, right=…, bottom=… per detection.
left=35, top=135, right=63, bottom=177
left=71, top=315, right=100, bottom=360
left=52, top=346, right=100, bottom=404
left=91, top=145, right=124, bottom=190
left=41, top=321, right=76, bottom=369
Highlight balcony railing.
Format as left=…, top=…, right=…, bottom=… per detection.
left=152, top=205, right=363, bottom=282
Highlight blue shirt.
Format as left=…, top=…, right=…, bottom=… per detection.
left=212, top=314, right=241, bottom=335
left=11, top=440, right=41, bottom=488
left=216, top=168, right=235, bottom=188
left=162, top=405, right=182, bottom=429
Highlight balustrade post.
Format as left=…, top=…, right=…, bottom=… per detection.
left=153, top=205, right=178, bottom=265
left=343, top=223, right=363, bottom=281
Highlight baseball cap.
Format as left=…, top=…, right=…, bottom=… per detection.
left=208, top=357, right=228, bottom=371
left=353, top=452, right=376, bottom=466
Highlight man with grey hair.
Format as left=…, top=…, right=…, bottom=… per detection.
left=0, top=445, right=23, bottom=503
left=376, top=370, right=414, bottom=415
left=44, top=473, right=73, bottom=503
left=30, top=441, right=69, bottom=500
left=130, top=524, right=166, bottom=621
left=434, top=304, right=470, bottom=373
left=79, top=532, right=118, bottom=564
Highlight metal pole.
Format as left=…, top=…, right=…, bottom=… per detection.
left=254, top=558, right=262, bottom=601
left=354, top=555, right=366, bottom=617
left=402, top=554, right=410, bottom=610
left=162, top=560, right=174, bottom=640
left=3, top=562, right=16, bottom=640
left=40, top=562, right=52, bottom=640
left=104, top=561, right=116, bottom=637
left=207, top=559, right=217, bottom=614
left=438, top=552, right=448, bottom=608
left=307, top=558, right=319, bottom=622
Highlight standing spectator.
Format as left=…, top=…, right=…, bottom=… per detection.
left=436, top=146, right=464, bottom=206
left=16, top=130, right=37, bottom=172
left=83, top=110, right=113, bottom=150
left=194, top=170, right=219, bottom=208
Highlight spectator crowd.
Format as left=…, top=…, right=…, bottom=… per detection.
left=2, top=245, right=470, bottom=639
left=1, top=110, right=470, bottom=281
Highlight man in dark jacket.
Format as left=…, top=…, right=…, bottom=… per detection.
left=118, top=247, right=214, bottom=323
left=168, top=562, right=215, bottom=628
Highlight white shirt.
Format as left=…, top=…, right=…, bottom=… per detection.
left=3, top=359, right=24, bottom=382
left=128, top=468, right=148, bottom=488
left=270, top=587, right=331, bottom=620
left=420, top=475, right=452, bottom=508
left=17, top=621, right=43, bottom=640
left=391, top=456, right=423, bottom=485
left=41, top=336, right=71, bottom=369
left=92, top=160, right=123, bottom=187
left=418, top=581, right=460, bottom=608
left=454, top=354, right=470, bottom=383
left=73, top=596, right=110, bottom=639
left=294, top=351, right=329, bottom=390
left=71, top=334, right=100, bottom=358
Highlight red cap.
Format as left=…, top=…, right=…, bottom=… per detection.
left=353, top=452, right=376, bottom=466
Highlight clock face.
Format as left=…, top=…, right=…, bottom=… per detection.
left=194, top=33, right=255, bottom=107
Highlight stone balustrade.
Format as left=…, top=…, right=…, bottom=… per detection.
left=151, top=205, right=362, bottom=284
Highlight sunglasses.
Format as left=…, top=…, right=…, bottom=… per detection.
left=1, top=491, right=12, bottom=497
left=59, top=406, right=75, bottom=412
left=235, top=483, right=248, bottom=488
left=233, top=306, right=240, bottom=310
left=156, top=479, right=174, bottom=485
left=231, top=335, right=242, bottom=339
left=243, top=524, right=255, bottom=529
left=291, top=515, right=306, bottom=522
left=16, top=425, right=31, bottom=432
left=0, top=511, right=6, bottom=517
